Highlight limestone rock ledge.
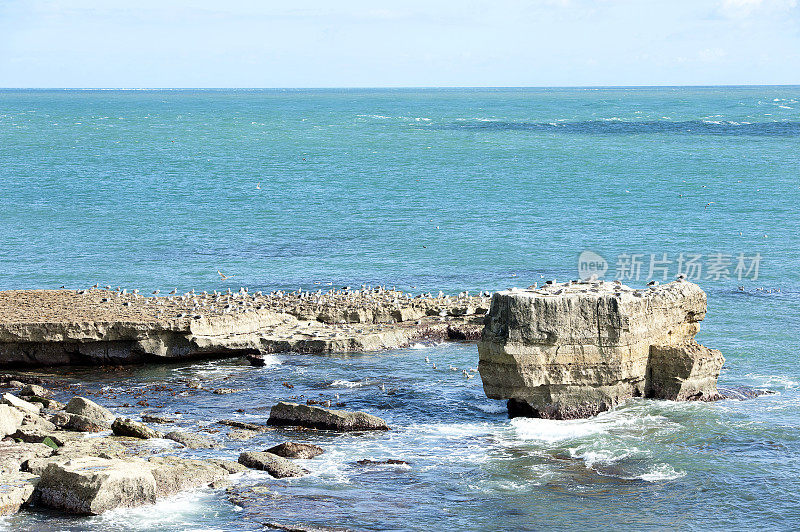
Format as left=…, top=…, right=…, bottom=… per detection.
left=477, top=279, right=725, bottom=419
left=0, top=289, right=487, bottom=366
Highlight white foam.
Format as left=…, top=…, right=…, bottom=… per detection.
left=511, top=416, right=610, bottom=442
left=745, top=373, right=797, bottom=389
left=638, top=463, right=686, bottom=482
left=330, top=379, right=368, bottom=388
left=87, top=489, right=221, bottom=529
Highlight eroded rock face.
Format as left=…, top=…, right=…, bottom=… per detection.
left=478, top=280, right=725, bottom=419
left=267, top=402, right=389, bottom=431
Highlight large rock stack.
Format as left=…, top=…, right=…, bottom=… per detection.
left=478, top=280, right=724, bottom=419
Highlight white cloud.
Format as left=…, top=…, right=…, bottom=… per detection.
left=718, top=0, right=798, bottom=18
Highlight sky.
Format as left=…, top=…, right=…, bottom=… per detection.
left=0, top=0, right=798, bottom=87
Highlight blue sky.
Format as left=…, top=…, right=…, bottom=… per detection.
left=1, top=0, right=798, bottom=87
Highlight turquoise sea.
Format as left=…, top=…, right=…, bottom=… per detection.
left=1, top=87, right=799, bottom=530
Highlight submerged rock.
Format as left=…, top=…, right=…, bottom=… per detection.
left=267, top=402, right=389, bottom=431
left=478, top=280, right=725, bottom=419
left=266, top=441, right=324, bottom=459
left=238, top=451, right=309, bottom=478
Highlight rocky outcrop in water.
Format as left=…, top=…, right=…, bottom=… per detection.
left=0, top=289, right=487, bottom=366
left=478, top=279, right=725, bottom=419
left=267, top=401, right=389, bottom=431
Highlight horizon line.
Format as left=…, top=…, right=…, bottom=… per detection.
left=1, top=84, right=799, bottom=91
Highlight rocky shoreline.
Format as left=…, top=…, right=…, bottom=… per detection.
left=0, top=288, right=488, bottom=366
left=0, top=376, right=390, bottom=518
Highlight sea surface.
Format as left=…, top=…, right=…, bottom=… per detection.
left=0, top=87, right=799, bottom=530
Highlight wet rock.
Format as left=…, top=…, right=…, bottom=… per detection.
left=267, top=402, right=389, bottom=432
left=65, top=397, right=115, bottom=426
left=238, top=451, right=309, bottom=478
left=141, top=414, right=175, bottom=424
left=227, top=429, right=259, bottom=441
left=112, top=418, right=162, bottom=439
left=34, top=457, right=158, bottom=514
left=263, top=521, right=348, bottom=532
left=50, top=411, right=107, bottom=432
left=354, top=459, right=409, bottom=466
left=2, top=393, right=41, bottom=416
left=0, top=404, right=24, bottom=438
left=207, top=458, right=250, bottom=474
left=718, top=386, right=775, bottom=400
left=246, top=354, right=266, bottom=366
left=218, top=419, right=271, bottom=432
left=19, top=383, right=53, bottom=398
left=33, top=454, right=230, bottom=515
left=0, top=472, right=38, bottom=516
left=165, top=430, right=220, bottom=449
left=479, top=280, right=725, bottom=419
left=266, top=442, right=324, bottom=459
left=147, top=456, right=229, bottom=496
left=213, top=388, right=238, bottom=395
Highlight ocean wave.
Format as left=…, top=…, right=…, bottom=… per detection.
left=637, top=463, right=686, bottom=482
left=436, top=119, right=800, bottom=136
left=330, top=378, right=369, bottom=388
left=744, top=373, right=798, bottom=390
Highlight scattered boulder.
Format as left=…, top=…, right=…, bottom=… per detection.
left=266, top=442, right=324, bottom=459
left=50, top=412, right=107, bottom=432
left=227, top=429, right=259, bottom=441
left=165, top=431, right=220, bottom=449
left=0, top=472, right=38, bottom=516
left=0, top=404, right=24, bottom=438
left=35, top=457, right=158, bottom=514
left=111, top=418, right=162, bottom=439
left=238, top=451, right=309, bottom=478
left=34, top=455, right=231, bottom=515
left=2, top=393, right=41, bottom=415
left=65, top=397, right=115, bottom=426
left=19, top=384, right=53, bottom=398
left=267, top=402, right=389, bottom=432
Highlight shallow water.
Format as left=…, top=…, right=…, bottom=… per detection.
left=2, top=344, right=799, bottom=531
left=1, top=87, right=799, bottom=530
